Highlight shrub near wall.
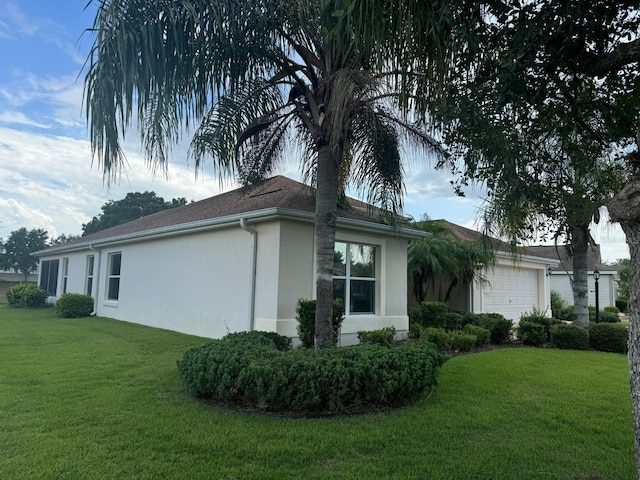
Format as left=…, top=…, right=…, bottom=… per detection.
left=6, top=283, right=48, bottom=308
left=178, top=331, right=446, bottom=413
left=296, top=299, right=344, bottom=348
left=56, top=294, right=94, bottom=318
left=550, top=324, right=590, bottom=350
left=589, top=323, right=628, bottom=354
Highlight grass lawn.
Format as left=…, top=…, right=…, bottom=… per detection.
left=0, top=304, right=634, bottom=479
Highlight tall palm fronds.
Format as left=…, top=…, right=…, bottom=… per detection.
left=84, top=0, right=457, bottom=347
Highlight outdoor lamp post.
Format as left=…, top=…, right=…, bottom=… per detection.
left=593, top=268, right=600, bottom=323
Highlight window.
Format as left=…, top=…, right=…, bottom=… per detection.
left=333, top=242, right=376, bottom=315
left=85, top=255, right=95, bottom=296
left=39, top=259, right=59, bottom=296
left=107, top=253, right=122, bottom=301
left=62, top=258, right=69, bottom=294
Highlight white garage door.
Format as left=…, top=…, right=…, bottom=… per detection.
left=483, top=266, right=539, bottom=321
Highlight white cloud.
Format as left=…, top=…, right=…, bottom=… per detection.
left=0, top=110, right=50, bottom=129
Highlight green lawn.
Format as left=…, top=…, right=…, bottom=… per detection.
left=0, top=304, right=634, bottom=479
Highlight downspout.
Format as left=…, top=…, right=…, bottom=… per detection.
left=89, top=244, right=102, bottom=316
left=240, top=218, right=257, bottom=331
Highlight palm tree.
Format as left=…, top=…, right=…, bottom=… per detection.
left=84, top=0, right=454, bottom=348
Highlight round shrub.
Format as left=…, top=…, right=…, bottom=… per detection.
left=558, top=305, right=575, bottom=322
left=449, top=331, right=476, bottom=352
left=517, top=320, right=547, bottom=346
left=177, top=333, right=445, bottom=413
left=470, top=313, right=513, bottom=344
left=409, top=301, right=450, bottom=328
left=550, top=324, right=589, bottom=350
left=520, top=310, right=560, bottom=342
left=589, top=323, right=628, bottom=354
left=604, top=305, right=620, bottom=314
left=442, top=311, right=465, bottom=331
left=423, top=327, right=450, bottom=351
left=598, top=310, right=621, bottom=323
left=56, top=293, right=94, bottom=318
left=463, top=324, right=491, bottom=347
left=6, top=283, right=48, bottom=308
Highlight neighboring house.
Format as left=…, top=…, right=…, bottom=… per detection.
left=33, top=176, right=424, bottom=345
left=409, top=221, right=559, bottom=322
left=525, top=245, right=618, bottom=308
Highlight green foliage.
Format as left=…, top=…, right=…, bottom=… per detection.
left=517, top=321, right=547, bottom=346
left=598, top=310, right=621, bottom=323
left=82, top=192, right=187, bottom=235
left=557, top=305, right=575, bottom=322
left=467, top=312, right=513, bottom=344
left=422, top=327, right=450, bottom=351
left=589, top=323, right=628, bottom=354
left=177, top=332, right=445, bottom=413
left=56, top=294, right=94, bottom=318
left=296, top=299, right=344, bottom=348
left=448, top=331, right=476, bottom=352
left=357, top=327, right=396, bottom=347
left=615, top=299, right=628, bottom=313
left=0, top=228, right=49, bottom=280
left=616, top=258, right=630, bottom=302
left=550, top=324, right=590, bottom=351
left=463, top=324, right=490, bottom=347
left=520, top=309, right=560, bottom=343
left=603, top=305, right=620, bottom=314
left=6, top=283, right=49, bottom=308
left=409, top=301, right=450, bottom=328
left=550, top=290, right=565, bottom=319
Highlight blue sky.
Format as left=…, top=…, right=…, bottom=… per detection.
left=0, top=1, right=629, bottom=262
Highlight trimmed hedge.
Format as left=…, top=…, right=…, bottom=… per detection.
left=6, top=283, right=48, bottom=308
left=550, top=324, right=589, bottom=350
left=357, top=327, right=396, bottom=347
left=517, top=321, right=547, bottom=346
left=463, top=324, right=491, bottom=347
left=177, top=331, right=445, bottom=413
left=467, top=313, right=513, bottom=344
left=589, top=323, right=628, bottom=354
left=421, top=327, right=450, bottom=351
left=616, top=299, right=628, bottom=313
left=56, top=293, right=94, bottom=318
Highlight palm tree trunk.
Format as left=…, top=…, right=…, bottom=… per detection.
left=609, top=179, right=640, bottom=479
left=571, top=226, right=590, bottom=327
left=314, top=145, right=340, bottom=349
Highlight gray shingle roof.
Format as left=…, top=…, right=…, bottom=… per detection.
left=525, top=244, right=612, bottom=272
left=38, top=176, right=402, bottom=253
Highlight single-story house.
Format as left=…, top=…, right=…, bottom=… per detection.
left=525, top=245, right=618, bottom=308
left=33, top=176, right=425, bottom=345
left=409, top=221, right=560, bottom=321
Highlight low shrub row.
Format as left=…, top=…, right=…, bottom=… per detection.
left=177, top=331, right=445, bottom=413
left=409, top=302, right=513, bottom=345
left=6, top=283, right=48, bottom=308
left=516, top=316, right=628, bottom=354
left=414, top=325, right=491, bottom=352
left=555, top=305, right=620, bottom=323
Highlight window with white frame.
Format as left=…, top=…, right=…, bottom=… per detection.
left=62, top=258, right=69, bottom=294
left=85, top=255, right=95, bottom=296
left=107, top=253, right=122, bottom=301
left=333, top=242, right=376, bottom=315
left=39, top=259, right=59, bottom=296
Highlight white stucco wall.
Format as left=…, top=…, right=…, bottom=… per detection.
left=37, top=217, right=414, bottom=344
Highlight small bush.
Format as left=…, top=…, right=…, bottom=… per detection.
left=409, top=301, right=450, bottom=329
left=296, top=299, right=344, bottom=348
left=442, top=311, right=465, bottom=331
left=598, top=310, right=621, bottom=323
left=550, top=324, right=589, bottom=350
left=357, top=327, right=396, bottom=347
left=6, top=283, right=49, bottom=308
left=589, top=323, right=628, bottom=354
left=469, top=313, right=513, bottom=344
left=520, top=309, right=560, bottom=343
left=463, top=324, right=491, bottom=347
left=177, top=333, right=446, bottom=413
left=616, top=299, right=628, bottom=313
left=550, top=290, right=565, bottom=319
left=558, top=305, right=575, bottom=322
left=604, top=305, right=620, bottom=314
left=517, top=320, right=547, bottom=346
left=56, top=293, right=94, bottom=318
left=422, top=327, right=450, bottom=351
left=223, top=330, right=292, bottom=351
left=449, top=331, right=476, bottom=352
